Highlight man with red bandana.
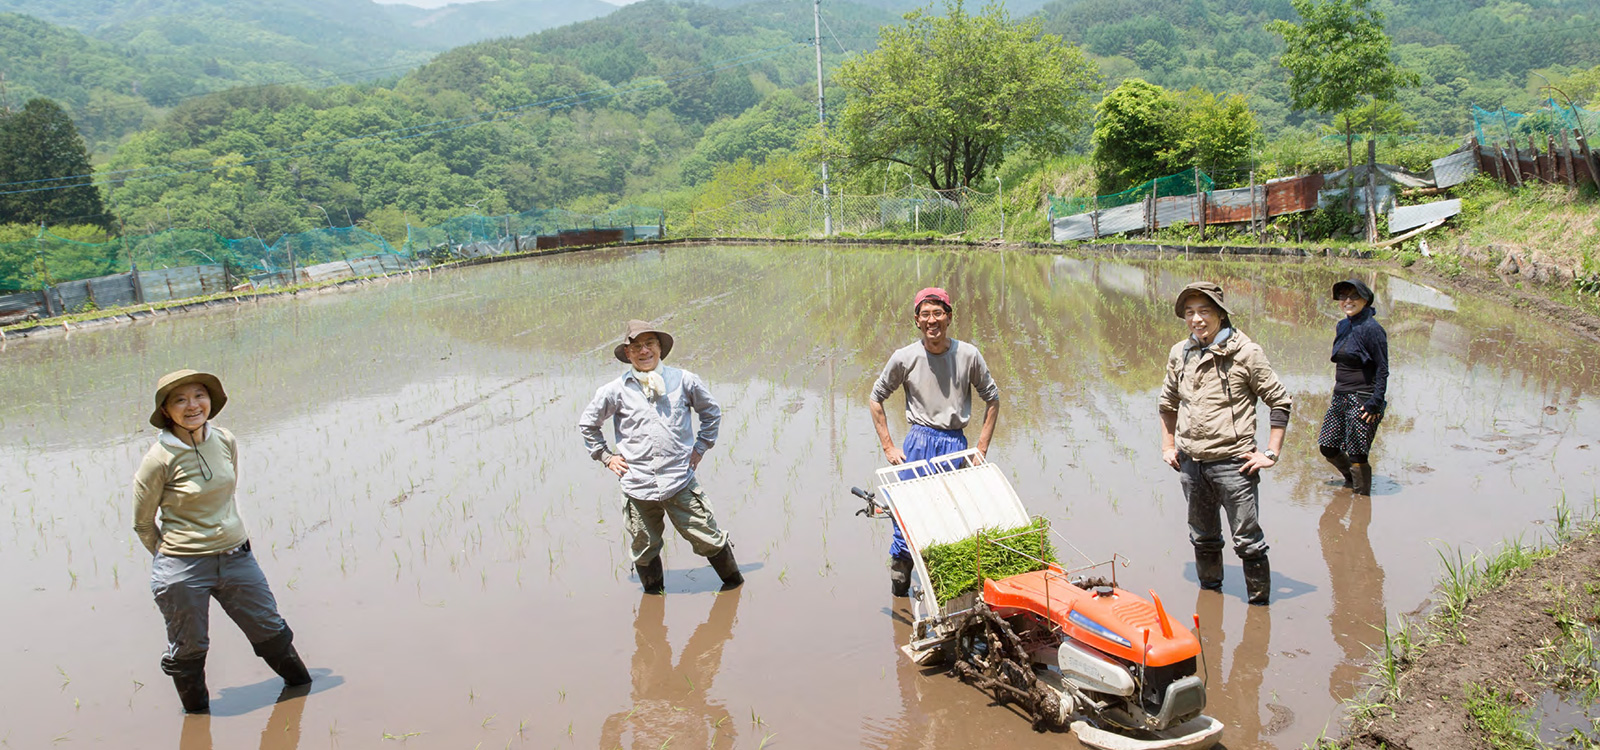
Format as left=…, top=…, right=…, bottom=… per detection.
left=868, top=287, right=1001, bottom=597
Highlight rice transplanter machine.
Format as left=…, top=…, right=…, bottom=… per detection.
left=852, top=448, right=1224, bottom=750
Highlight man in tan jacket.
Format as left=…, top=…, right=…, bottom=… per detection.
left=1159, top=282, right=1292, bottom=605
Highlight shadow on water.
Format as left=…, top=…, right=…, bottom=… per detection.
left=640, top=561, right=766, bottom=595
left=1182, top=563, right=1318, bottom=605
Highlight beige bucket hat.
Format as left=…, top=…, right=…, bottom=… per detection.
left=612, top=320, right=675, bottom=363
left=1173, top=281, right=1233, bottom=319
left=149, top=370, right=227, bottom=428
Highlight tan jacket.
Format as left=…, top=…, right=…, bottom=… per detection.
left=1159, top=329, right=1292, bottom=461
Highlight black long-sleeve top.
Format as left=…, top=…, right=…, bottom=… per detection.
left=1331, top=306, right=1389, bottom=412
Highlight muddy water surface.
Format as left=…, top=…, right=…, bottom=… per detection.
left=3, top=245, right=1599, bottom=749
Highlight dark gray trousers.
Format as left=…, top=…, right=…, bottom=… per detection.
left=1181, top=456, right=1270, bottom=560
left=150, top=543, right=290, bottom=673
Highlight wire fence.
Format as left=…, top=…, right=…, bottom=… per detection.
left=0, top=205, right=665, bottom=294
left=0, top=204, right=663, bottom=323
left=680, top=183, right=1005, bottom=240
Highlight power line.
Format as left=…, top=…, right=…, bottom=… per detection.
left=0, top=43, right=807, bottom=197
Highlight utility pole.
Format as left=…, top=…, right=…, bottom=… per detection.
left=0, top=71, right=11, bottom=113
left=814, top=0, right=832, bottom=237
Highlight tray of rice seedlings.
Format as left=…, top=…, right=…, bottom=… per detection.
left=921, top=517, right=1056, bottom=606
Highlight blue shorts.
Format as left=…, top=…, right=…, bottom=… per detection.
left=889, top=424, right=968, bottom=560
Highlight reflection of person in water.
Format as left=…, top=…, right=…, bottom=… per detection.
left=1195, top=590, right=1273, bottom=746
left=599, top=591, right=743, bottom=750
left=1318, top=279, right=1389, bottom=496
left=1319, top=489, right=1386, bottom=703
left=177, top=684, right=312, bottom=750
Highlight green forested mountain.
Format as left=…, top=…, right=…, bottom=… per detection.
left=96, top=0, right=891, bottom=243
left=8, top=0, right=1600, bottom=248
left=0, top=0, right=617, bottom=151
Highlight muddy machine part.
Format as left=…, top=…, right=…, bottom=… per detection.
left=853, top=449, right=1223, bottom=750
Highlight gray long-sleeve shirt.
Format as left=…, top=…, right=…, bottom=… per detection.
left=578, top=365, right=721, bottom=501
left=870, top=339, right=1000, bottom=431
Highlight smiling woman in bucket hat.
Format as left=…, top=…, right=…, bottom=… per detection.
left=580, top=320, right=743, bottom=594
left=132, top=369, right=311, bottom=714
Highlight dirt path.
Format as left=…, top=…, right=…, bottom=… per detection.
left=1342, top=533, right=1600, bottom=749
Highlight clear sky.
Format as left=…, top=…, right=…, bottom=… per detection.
left=372, top=0, right=642, bottom=7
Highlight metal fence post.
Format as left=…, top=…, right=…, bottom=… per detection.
left=1365, top=139, right=1378, bottom=244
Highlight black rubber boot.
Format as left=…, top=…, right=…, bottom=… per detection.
left=168, top=659, right=210, bottom=714
left=637, top=556, right=665, bottom=595
left=707, top=545, right=744, bottom=590
left=1351, top=463, right=1372, bottom=496
left=1195, top=548, right=1224, bottom=591
left=1321, top=447, right=1354, bottom=487
left=889, top=555, right=913, bottom=597
left=1243, top=556, right=1272, bottom=606
left=254, top=629, right=312, bottom=687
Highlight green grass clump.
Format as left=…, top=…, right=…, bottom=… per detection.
left=922, top=518, right=1056, bottom=606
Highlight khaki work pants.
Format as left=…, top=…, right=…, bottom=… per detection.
left=624, top=479, right=729, bottom=566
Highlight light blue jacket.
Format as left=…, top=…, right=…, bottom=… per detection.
left=578, top=365, right=721, bottom=501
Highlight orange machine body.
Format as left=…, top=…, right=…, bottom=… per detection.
left=983, top=569, right=1200, bottom=668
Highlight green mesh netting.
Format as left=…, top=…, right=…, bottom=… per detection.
left=4, top=203, right=663, bottom=291
left=1049, top=168, right=1214, bottom=217
left=1474, top=101, right=1600, bottom=146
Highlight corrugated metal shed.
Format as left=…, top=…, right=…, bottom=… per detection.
left=1206, top=186, right=1258, bottom=224
left=1431, top=151, right=1479, bottom=188
left=1389, top=199, right=1462, bottom=234
left=141, top=265, right=227, bottom=303
left=1266, top=174, right=1324, bottom=215
left=1318, top=185, right=1394, bottom=214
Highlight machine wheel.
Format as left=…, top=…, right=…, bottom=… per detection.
left=949, top=602, right=1067, bottom=731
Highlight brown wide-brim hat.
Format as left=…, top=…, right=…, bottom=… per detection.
left=1174, top=281, right=1233, bottom=319
left=149, top=369, right=227, bottom=429
left=612, top=320, right=675, bottom=364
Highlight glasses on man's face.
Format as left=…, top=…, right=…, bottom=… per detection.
left=917, top=309, right=949, bottom=322
left=1336, top=292, right=1362, bottom=301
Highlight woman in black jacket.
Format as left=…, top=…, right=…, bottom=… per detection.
left=1318, top=279, right=1389, bottom=495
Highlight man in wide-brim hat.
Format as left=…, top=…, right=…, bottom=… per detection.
left=579, top=320, right=743, bottom=594
left=1158, top=282, right=1293, bottom=605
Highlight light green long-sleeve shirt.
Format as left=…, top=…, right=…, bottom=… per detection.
left=131, top=426, right=247, bottom=556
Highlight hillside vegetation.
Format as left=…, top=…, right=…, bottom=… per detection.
left=2, top=0, right=1597, bottom=285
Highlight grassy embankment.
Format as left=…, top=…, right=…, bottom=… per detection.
left=1316, top=497, right=1600, bottom=749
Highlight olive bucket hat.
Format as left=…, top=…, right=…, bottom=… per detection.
left=149, top=369, right=227, bottom=429
left=1173, top=281, right=1233, bottom=319
left=612, top=320, right=676, bottom=364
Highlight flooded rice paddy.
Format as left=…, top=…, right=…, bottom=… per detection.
left=3, top=244, right=1599, bottom=749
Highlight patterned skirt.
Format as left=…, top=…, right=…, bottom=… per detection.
left=1318, top=391, right=1382, bottom=457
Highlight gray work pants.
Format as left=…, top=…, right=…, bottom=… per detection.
left=150, top=542, right=290, bottom=673
left=623, top=480, right=729, bottom=566
left=1181, top=456, right=1270, bottom=560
